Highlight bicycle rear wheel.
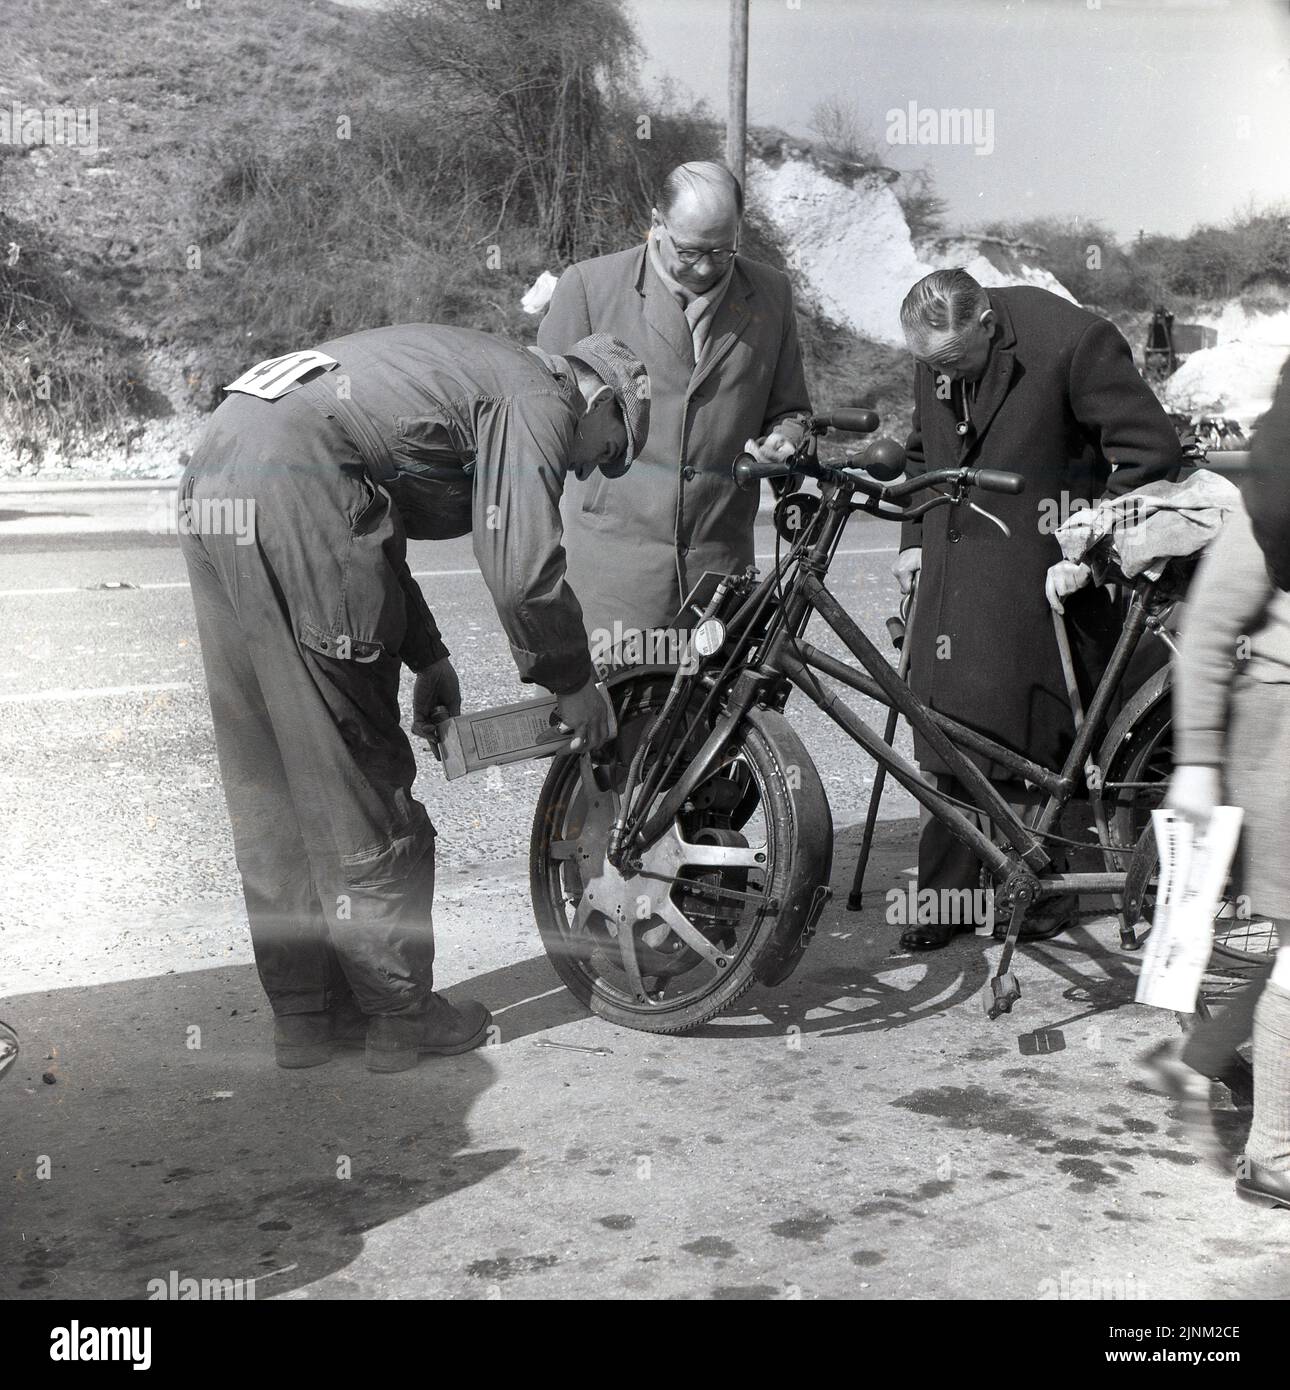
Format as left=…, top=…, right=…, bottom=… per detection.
left=1122, top=824, right=1277, bottom=966
left=1106, top=696, right=1173, bottom=853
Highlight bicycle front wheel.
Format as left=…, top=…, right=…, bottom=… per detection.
left=529, top=672, right=833, bottom=1033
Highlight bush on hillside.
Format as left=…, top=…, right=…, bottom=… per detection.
left=985, top=206, right=1290, bottom=314
left=0, top=197, right=146, bottom=461
left=370, top=0, right=719, bottom=264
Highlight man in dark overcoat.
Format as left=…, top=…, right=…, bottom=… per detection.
left=893, top=269, right=1181, bottom=949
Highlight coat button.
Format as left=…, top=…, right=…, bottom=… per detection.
left=682, top=466, right=696, bottom=481
left=678, top=542, right=690, bottom=556
left=948, top=527, right=961, bottom=543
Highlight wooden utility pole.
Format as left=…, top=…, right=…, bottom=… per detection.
left=726, top=0, right=749, bottom=187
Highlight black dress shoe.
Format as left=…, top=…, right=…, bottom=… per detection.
left=1016, top=893, right=1079, bottom=941
left=1236, top=1160, right=1290, bottom=1209
left=899, top=922, right=974, bottom=951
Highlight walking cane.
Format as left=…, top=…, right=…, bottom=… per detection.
left=1050, top=602, right=1122, bottom=914
left=847, top=576, right=918, bottom=910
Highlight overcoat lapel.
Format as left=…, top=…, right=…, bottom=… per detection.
left=637, top=245, right=695, bottom=369
left=963, top=292, right=1019, bottom=456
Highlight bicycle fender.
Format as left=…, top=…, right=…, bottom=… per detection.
left=745, top=705, right=835, bottom=987
left=1093, top=663, right=1172, bottom=785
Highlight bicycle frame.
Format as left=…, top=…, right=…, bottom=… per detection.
left=613, top=447, right=1167, bottom=909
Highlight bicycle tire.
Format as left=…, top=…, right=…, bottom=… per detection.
left=1105, top=689, right=1173, bottom=852
left=529, top=672, right=832, bottom=1033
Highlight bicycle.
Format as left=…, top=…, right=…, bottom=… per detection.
left=528, top=408, right=1259, bottom=1034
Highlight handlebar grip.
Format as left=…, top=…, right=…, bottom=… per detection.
left=733, top=452, right=791, bottom=488
left=818, top=408, right=880, bottom=435
left=971, top=469, right=1026, bottom=495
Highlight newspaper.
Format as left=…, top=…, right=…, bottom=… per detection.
left=1135, top=807, right=1244, bottom=1013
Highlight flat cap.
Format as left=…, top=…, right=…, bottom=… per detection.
left=563, top=333, right=650, bottom=478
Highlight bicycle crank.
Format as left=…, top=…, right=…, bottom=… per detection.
left=984, top=875, right=1035, bottom=1020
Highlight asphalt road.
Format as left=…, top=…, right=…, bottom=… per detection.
left=0, top=490, right=915, bottom=962
left=3, top=485, right=1287, bottom=1303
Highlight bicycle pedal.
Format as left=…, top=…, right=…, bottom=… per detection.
left=985, top=971, right=1021, bottom=1019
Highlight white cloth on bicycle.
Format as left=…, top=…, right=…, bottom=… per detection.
left=1055, top=468, right=1240, bottom=578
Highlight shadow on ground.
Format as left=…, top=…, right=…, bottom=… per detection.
left=463, top=817, right=1168, bottom=1045
left=2, top=967, right=508, bottom=1300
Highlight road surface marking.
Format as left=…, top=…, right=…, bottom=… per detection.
left=0, top=682, right=189, bottom=704
left=0, top=547, right=898, bottom=598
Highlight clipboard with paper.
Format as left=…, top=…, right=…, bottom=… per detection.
left=1135, top=807, right=1244, bottom=1013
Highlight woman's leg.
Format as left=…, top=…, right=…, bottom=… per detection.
left=1244, top=921, right=1290, bottom=1173
left=1225, top=678, right=1290, bottom=1195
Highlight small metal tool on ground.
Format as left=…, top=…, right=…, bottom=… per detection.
left=1050, top=605, right=1123, bottom=916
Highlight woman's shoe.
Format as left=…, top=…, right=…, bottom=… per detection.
left=1140, top=1039, right=1227, bottom=1170
left=1235, top=1160, right=1290, bottom=1209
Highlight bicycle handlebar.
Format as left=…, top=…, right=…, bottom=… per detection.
left=733, top=447, right=1026, bottom=501
left=853, top=465, right=1027, bottom=501
left=972, top=469, right=1026, bottom=495
left=732, top=453, right=796, bottom=486
left=813, top=408, right=880, bottom=434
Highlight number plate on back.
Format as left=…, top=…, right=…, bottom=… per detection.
left=225, top=350, right=339, bottom=400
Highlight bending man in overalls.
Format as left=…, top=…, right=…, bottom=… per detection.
left=179, top=327, right=648, bottom=1072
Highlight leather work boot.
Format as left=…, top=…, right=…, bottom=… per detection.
left=329, top=995, right=369, bottom=1049
left=274, top=1014, right=334, bottom=1069
left=273, top=997, right=370, bottom=1069
left=365, top=993, right=493, bottom=1073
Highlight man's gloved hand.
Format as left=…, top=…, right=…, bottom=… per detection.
left=1165, top=765, right=1222, bottom=827
left=893, top=546, right=922, bottom=595
left=556, top=677, right=612, bottom=754
left=1045, top=560, right=1092, bottom=615
left=744, top=431, right=797, bottom=467
left=411, top=657, right=463, bottom=752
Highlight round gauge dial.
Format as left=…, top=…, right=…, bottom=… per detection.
left=692, top=618, right=727, bottom=658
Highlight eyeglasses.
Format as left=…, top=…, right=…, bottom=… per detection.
left=663, top=222, right=738, bottom=267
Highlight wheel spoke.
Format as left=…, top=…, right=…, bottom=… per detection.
left=569, top=894, right=596, bottom=936
left=549, top=838, right=580, bottom=861
left=654, top=897, right=728, bottom=969
left=676, top=838, right=765, bottom=870
left=615, top=917, right=655, bottom=1004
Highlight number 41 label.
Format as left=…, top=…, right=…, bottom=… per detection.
left=225, top=350, right=339, bottom=400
